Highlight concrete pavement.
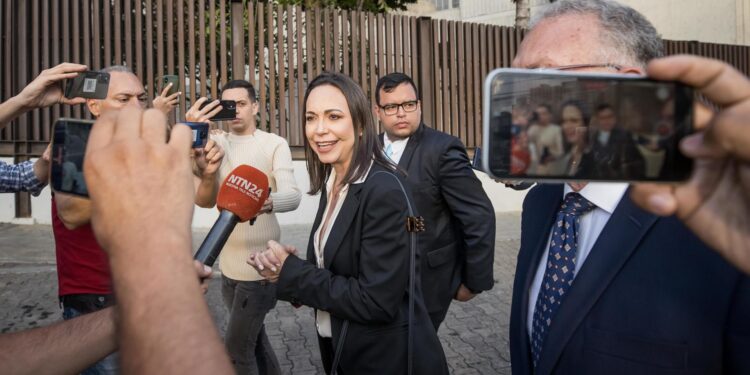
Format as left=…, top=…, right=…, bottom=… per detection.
left=0, top=212, right=521, bottom=374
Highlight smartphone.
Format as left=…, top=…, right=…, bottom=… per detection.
left=199, top=100, right=237, bottom=121
left=482, top=68, right=694, bottom=182
left=182, top=122, right=210, bottom=149
left=64, top=71, right=110, bottom=99
left=51, top=118, right=94, bottom=197
left=160, top=74, right=179, bottom=96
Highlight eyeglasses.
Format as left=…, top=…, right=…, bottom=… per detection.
left=379, top=100, right=419, bottom=115
left=537, top=63, right=623, bottom=72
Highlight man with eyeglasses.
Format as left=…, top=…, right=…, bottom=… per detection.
left=507, top=1, right=750, bottom=374
left=373, top=72, right=496, bottom=331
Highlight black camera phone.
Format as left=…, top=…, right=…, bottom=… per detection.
left=64, top=71, right=110, bottom=100
left=199, top=100, right=237, bottom=121
left=51, top=118, right=95, bottom=197
left=483, top=68, right=694, bottom=182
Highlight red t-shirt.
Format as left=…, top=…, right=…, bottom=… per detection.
left=52, top=196, right=112, bottom=296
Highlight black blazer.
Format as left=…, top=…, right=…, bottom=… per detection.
left=381, top=124, right=496, bottom=324
left=579, top=128, right=645, bottom=180
left=276, top=163, right=448, bottom=375
left=509, top=184, right=750, bottom=375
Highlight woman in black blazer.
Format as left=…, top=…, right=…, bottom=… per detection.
left=248, top=72, right=447, bottom=375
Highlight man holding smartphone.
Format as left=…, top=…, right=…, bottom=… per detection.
left=506, top=1, right=750, bottom=374
left=52, top=65, right=223, bottom=375
left=186, top=80, right=301, bottom=375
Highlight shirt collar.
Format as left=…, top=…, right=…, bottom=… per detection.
left=384, top=134, right=409, bottom=147
left=325, top=161, right=373, bottom=193
left=563, top=182, right=628, bottom=214
left=352, top=161, right=373, bottom=184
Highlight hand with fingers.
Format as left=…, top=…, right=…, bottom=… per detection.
left=254, top=197, right=274, bottom=218
left=81, top=108, right=234, bottom=374
left=247, top=240, right=298, bottom=283
left=33, top=143, right=53, bottom=184
left=185, top=97, right=223, bottom=124
left=15, top=62, right=88, bottom=109
left=629, top=55, right=750, bottom=274
left=152, top=83, right=181, bottom=115
left=193, top=260, right=213, bottom=295
left=194, top=139, right=224, bottom=178
left=83, top=108, right=195, bottom=254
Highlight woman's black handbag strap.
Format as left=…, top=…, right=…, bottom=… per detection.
left=330, top=170, right=423, bottom=375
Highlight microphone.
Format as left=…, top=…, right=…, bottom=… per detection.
left=194, top=164, right=270, bottom=267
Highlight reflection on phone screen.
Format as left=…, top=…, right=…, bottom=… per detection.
left=51, top=119, right=93, bottom=197
left=485, top=71, right=693, bottom=182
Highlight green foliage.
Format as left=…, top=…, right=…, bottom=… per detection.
left=275, top=0, right=417, bottom=13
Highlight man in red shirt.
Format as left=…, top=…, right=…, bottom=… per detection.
left=52, top=65, right=220, bottom=374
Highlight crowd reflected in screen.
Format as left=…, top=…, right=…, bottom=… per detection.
left=486, top=71, right=693, bottom=182
left=52, top=120, right=92, bottom=197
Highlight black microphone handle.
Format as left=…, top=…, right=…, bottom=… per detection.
left=194, top=209, right=239, bottom=267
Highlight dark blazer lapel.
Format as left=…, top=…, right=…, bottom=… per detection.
left=515, top=184, right=563, bottom=371
left=535, top=192, right=658, bottom=375
left=322, top=183, right=363, bottom=269
left=397, top=123, right=425, bottom=170
left=306, top=186, right=329, bottom=263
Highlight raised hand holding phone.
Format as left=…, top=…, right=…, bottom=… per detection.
left=153, top=75, right=181, bottom=114
left=185, top=97, right=222, bottom=124
left=629, top=55, right=750, bottom=274
left=13, top=63, right=88, bottom=109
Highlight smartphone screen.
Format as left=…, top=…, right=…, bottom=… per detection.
left=51, top=118, right=94, bottom=197
left=199, top=100, right=237, bottom=121
left=482, top=69, right=694, bottom=182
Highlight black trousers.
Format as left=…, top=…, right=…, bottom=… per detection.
left=318, top=335, right=336, bottom=375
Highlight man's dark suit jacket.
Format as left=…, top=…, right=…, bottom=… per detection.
left=510, top=184, right=750, bottom=375
left=382, top=124, right=496, bottom=328
left=579, top=128, right=645, bottom=180
left=276, top=163, right=448, bottom=375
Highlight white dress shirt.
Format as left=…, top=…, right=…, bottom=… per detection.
left=313, top=164, right=371, bottom=338
left=526, top=182, right=628, bottom=339
left=383, top=135, right=410, bottom=164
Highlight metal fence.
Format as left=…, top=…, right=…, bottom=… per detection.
left=2, top=0, right=750, bottom=216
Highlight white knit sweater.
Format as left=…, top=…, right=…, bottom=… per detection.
left=212, top=130, right=302, bottom=281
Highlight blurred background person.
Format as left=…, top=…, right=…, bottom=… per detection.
left=527, top=104, right=563, bottom=175
left=511, top=106, right=533, bottom=175
left=557, top=100, right=591, bottom=176
left=587, top=103, right=645, bottom=179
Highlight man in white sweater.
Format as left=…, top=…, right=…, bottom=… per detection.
left=187, top=80, right=301, bottom=375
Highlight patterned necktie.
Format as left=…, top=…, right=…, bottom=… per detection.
left=530, top=192, right=596, bottom=367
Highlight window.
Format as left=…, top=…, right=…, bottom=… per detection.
left=429, top=0, right=459, bottom=11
